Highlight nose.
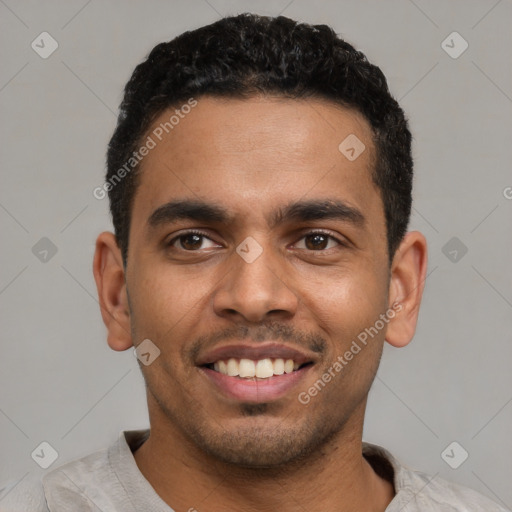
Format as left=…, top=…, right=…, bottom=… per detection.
left=212, top=239, right=299, bottom=324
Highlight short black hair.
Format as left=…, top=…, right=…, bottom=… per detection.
left=106, top=13, right=413, bottom=264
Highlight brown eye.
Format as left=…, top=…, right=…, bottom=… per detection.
left=295, top=232, right=342, bottom=251
left=178, top=233, right=203, bottom=250
left=168, top=231, right=219, bottom=251
left=305, top=233, right=328, bottom=250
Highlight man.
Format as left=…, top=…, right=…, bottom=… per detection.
left=1, top=12, right=508, bottom=512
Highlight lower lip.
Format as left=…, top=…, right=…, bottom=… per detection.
left=199, top=365, right=313, bottom=403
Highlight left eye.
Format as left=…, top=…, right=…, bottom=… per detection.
left=295, top=232, right=341, bottom=251
left=168, top=231, right=341, bottom=252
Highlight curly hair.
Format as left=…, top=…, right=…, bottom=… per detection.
left=106, top=13, right=413, bottom=264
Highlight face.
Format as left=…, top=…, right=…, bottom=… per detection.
left=119, top=96, right=397, bottom=467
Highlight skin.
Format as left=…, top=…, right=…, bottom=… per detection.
left=93, top=96, right=427, bottom=512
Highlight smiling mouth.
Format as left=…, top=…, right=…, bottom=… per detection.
left=202, top=358, right=314, bottom=379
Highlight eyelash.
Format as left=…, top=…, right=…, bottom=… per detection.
left=167, top=229, right=346, bottom=251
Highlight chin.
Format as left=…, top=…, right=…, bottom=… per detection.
left=189, top=419, right=338, bottom=470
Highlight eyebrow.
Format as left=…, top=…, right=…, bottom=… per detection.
left=147, top=198, right=365, bottom=230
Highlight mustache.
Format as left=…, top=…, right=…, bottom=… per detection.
left=187, top=321, right=326, bottom=362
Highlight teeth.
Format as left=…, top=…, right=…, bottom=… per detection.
left=218, top=360, right=228, bottom=374
left=211, top=358, right=302, bottom=378
left=227, top=358, right=239, bottom=377
left=273, top=358, right=285, bottom=375
left=284, top=359, right=294, bottom=374
left=239, top=358, right=256, bottom=378
left=255, top=358, right=274, bottom=378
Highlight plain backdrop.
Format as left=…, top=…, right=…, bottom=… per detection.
left=1, top=0, right=511, bottom=508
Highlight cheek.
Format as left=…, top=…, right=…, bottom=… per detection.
left=127, top=264, right=211, bottom=343
left=304, top=269, right=388, bottom=407
left=299, top=262, right=389, bottom=340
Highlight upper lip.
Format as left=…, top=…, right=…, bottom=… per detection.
left=196, top=342, right=318, bottom=367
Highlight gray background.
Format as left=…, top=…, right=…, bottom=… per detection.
left=1, top=0, right=511, bottom=508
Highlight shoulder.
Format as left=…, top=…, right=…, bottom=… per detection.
left=0, top=474, right=49, bottom=512
left=40, top=444, right=113, bottom=510
left=0, top=446, right=110, bottom=512
left=362, top=442, right=510, bottom=512
left=397, top=467, right=510, bottom=511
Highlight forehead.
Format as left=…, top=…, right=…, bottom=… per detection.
left=131, top=96, right=382, bottom=231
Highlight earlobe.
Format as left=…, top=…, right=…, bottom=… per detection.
left=385, top=231, right=428, bottom=348
left=92, top=232, right=133, bottom=351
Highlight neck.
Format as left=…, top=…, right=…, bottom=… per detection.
left=133, top=400, right=395, bottom=512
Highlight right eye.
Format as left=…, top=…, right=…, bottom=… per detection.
left=167, top=230, right=221, bottom=251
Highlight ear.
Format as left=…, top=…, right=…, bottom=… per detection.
left=93, top=231, right=133, bottom=351
left=385, top=231, right=428, bottom=348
